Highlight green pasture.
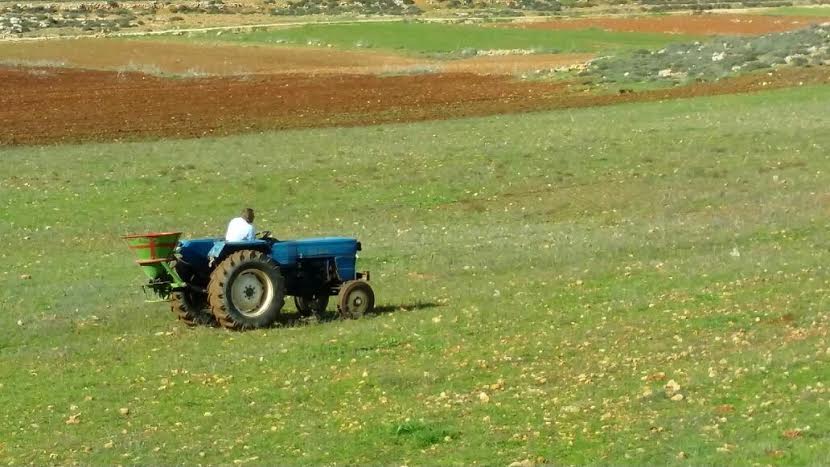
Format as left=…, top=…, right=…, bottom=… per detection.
left=187, top=21, right=700, bottom=56
left=1, top=85, right=829, bottom=464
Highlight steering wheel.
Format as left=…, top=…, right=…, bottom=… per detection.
left=257, top=230, right=272, bottom=240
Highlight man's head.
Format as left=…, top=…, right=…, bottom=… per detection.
left=241, top=208, right=255, bottom=224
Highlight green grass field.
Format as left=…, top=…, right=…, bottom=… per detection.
left=188, top=21, right=700, bottom=55
left=2, top=85, right=829, bottom=464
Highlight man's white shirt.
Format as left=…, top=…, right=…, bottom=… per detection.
left=225, top=217, right=255, bottom=242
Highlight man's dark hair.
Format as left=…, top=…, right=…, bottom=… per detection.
left=241, top=208, right=255, bottom=223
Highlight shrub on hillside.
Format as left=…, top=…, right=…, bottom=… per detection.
left=431, top=0, right=561, bottom=11
left=271, top=0, right=422, bottom=15
left=507, top=0, right=562, bottom=11
left=0, top=4, right=138, bottom=36
left=585, top=24, right=830, bottom=84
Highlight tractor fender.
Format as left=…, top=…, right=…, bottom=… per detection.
left=207, top=240, right=271, bottom=268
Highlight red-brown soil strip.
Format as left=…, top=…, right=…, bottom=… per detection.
left=504, top=14, right=825, bottom=36
left=0, top=66, right=827, bottom=146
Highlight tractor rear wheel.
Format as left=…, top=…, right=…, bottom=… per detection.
left=169, top=260, right=215, bottom=326
left=294, top=294, right=330, bottom=318
left=208, top=250, right=286, bottom=330
left=170, top=289, right=215, bottom=326
left=337, top=280, right=375, bottom=319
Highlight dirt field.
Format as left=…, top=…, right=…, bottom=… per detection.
left=0, top=38, right=592, bottom=75
left=506, top=14, right=825, bottom=35
left=0, top=39, right=423, bottom=75
left=2, top=65, right=827, bottom=146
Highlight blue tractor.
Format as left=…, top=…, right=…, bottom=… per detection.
left=123, top=231, right=374, bottom=329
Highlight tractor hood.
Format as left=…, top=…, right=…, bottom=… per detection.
left=177, top=236, right=360, bottom=278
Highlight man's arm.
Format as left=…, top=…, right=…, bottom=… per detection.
left=246, top=224, right=256, bottom=241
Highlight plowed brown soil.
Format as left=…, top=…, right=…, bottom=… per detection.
left=1, top=66, right=827, bottom=146
left=506, top=14, right=824, bottom=35
left=0, top=39, right=592, bottom=76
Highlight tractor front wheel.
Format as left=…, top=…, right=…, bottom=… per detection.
left=337, top=281, right=375, bottom=319
left=208, top=250, right=286, bottom=330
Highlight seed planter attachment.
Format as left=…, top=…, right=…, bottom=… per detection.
left=123, top=231, right=185, bottom=301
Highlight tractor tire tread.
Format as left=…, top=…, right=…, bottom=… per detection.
left=207, top=249, right=285, bottom=330
left=170, top=291, right=215, bottom=326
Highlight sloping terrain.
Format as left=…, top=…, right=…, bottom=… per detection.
left=0, top=38, right=425, bottom=74
left=1, top=65, right=828, bottom=146
left=1, top=83, right=828, bottom=465
left=587, top=24, right=830, bottom=83
left=0, top=38, right=592, bottom=75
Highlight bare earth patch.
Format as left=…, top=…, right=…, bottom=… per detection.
left=1, top=64, right=827, bottom=146
left=0, top=38, right=592, bottom=76
left=504, top=14, right=825, bottom=36
left=0, top=38, right=423, bottom=75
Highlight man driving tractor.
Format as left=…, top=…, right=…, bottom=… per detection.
left=225, top=208, right=256, bottom=242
